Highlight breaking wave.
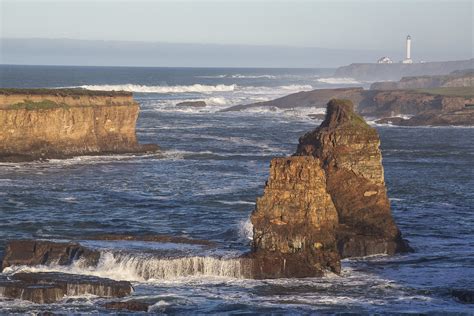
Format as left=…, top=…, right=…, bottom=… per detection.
left=316, top=77, right=361, bottom=84
left=5, top=251, right=247, bottom=282
left=73, top=84, right=237, bottom=94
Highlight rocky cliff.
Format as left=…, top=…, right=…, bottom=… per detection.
left=334, top=59, right=473, bottom=81
left=249, top=99, right=411, bottom=278
left=0, top=88, right=157, bottom=161
left=370, top=70, right=474, bottom=90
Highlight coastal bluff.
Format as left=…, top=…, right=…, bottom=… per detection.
left=248, top=99, right=411, bottom=278
left=0, top=88, right=158, bottom=161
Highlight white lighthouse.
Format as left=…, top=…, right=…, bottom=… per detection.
left=402, top=35, right=413, bottom=64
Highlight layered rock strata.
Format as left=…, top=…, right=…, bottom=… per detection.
left=249, top=99, right=410, bottom=278
left=0, top=272, right=132, bottom=304
left=0, top=88, right=158, bottom=161
left=1, top=240, right=100, bottom=271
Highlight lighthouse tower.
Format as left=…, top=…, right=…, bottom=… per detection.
left=402, top=35, right=413, bottom=64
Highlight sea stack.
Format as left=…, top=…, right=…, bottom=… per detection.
left=0, top=88, right=158, bottom=161
left=250, top=99, right=410, bottom=278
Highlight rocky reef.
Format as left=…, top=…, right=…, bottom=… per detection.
left=225, top=87, right=474, bottom=126
left=249, top=99, right=411, bottom=278
left=0, top=88, right=158, bottom=161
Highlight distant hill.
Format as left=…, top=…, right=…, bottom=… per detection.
left=334, top=59, right=474, bottom=81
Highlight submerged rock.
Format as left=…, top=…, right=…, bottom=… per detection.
left=452, top=289, right=474, bottom=304
left=104, top=300, right=152, bottom=312
left=1, top=240, right=100, bottom=272
left=176, top=101, right=207, bottom=108
left=0, top=272, right=132, bottom=304
left=249, top=99, right=411, bottom=278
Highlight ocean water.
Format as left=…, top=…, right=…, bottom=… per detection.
left=0, top=65, right=473, bottom=314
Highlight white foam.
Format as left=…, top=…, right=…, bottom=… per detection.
left=73, top=84, right=236, bottom=94
left=4, top=251, right=246, bottom=282
left=230, top=74, right=277, bottom=79
left=316, top=77, right=361, bottom=84
left=238, top=219, right=254, bottom=241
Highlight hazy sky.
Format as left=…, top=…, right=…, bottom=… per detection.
left=1, top=0, right=472, bottom=67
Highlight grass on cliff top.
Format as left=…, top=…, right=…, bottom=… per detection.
left=413, top=87, right=474, bottom=98
left=7, top=100, right=70, bottom=110
left=0, top=88, right=132, bottom=97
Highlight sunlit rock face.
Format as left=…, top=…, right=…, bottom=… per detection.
left=249, top=99, right=411, bottom=278
left=250, top=156, right=341, bottom=278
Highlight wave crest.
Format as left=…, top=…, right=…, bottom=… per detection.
left=74, top=84, right=236, bottom=94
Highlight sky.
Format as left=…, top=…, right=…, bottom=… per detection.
left=0, top=0, right=472, bottom=67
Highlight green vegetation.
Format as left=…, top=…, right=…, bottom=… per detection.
left=413, top=87, right=474, bottom=98
left=0, top=88, right=131, bottom=97
left=7, top=100, right=70, bottom=110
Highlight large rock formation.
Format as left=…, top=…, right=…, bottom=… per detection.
left=249, top=99, right=410, bottom=278
left=250, top=156, right=341, bottom=278
left=0, top=88, right=158, bottom=161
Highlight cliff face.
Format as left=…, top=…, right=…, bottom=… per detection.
left=296, top=100, right=410, bottom=258
left=250, top=157, right=341, bottom=278
left=249, top=100, right=410, bottom=278
left=0, top=89, right=157, bottom=161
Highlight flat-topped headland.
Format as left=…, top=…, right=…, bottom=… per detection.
left=0, top=88, right=158, bottom=161
left=334, top=58, right=473, bottom=81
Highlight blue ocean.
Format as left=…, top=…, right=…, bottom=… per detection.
left=0, top=65, right=473, bottom=314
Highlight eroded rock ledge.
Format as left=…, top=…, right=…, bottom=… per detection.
left=248, top=99, right=411, bottom=278
left=0, top=88, right=158, bottom=162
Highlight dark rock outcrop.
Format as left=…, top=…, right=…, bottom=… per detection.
left=0, top=88, right=159, bottom=162
left=451, top=289, right=474, bottom=304
left=1, top=240, right=100, bottom=272
left=104, top=300, right=152, bottom=312
left=0, top=272, right=132, bottom=304
left=376, top=108, right=474, bottom=126
left=249, top=99, right=411, bottom=278
left=176, top=101, right=207, bottom=108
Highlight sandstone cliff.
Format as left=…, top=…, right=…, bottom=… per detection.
left=0, top=88, right=157, bottom=161
left=249, top=99, right=411, bottom=278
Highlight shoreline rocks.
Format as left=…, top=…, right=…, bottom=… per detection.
left=1, top=240, right=100, bottom=272
left=248, top=99, right=411, bottom=278
left=223, top=87, right=474, bottom=126
left=0, top=88, right=159, bottom=162
left=0, top=272, right=132, bottom=304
